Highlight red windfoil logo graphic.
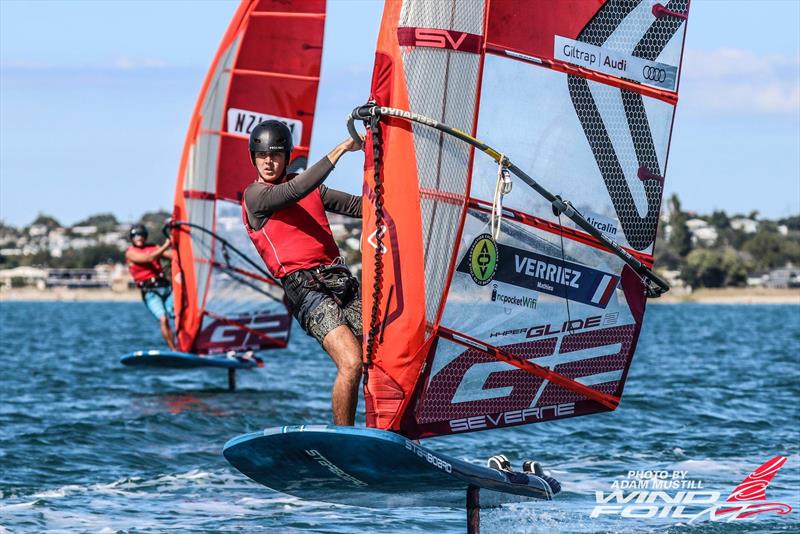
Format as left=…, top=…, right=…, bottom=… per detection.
left=718, top=456, right=793, bottom=519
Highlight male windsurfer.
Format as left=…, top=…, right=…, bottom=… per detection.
left=242, top=120, right=363, bottom=425
left=125, top=224, right=176, bottom=351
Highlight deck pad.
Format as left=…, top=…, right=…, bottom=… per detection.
left=223, top=425, right=556, bottom=508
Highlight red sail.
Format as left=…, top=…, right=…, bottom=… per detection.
left=172, top=0, right=325, bottom=354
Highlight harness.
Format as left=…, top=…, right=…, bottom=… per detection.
left=137, top=275, right=170, bottom=291
left=283, top=258, right=359, bottom=308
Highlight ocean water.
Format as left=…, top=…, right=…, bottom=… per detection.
left=0, top=302, right=798, bottom=533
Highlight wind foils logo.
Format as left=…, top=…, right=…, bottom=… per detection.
left=719, top=456, right=793, bottom=520
left=591, top=456, right=793, bottom=523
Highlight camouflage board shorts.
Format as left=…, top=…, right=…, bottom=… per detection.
left=306, top=296, right=363, bottom=346
left=282, top=266, right=362, bottom=346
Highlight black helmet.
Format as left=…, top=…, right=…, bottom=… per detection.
left=129, top=224, right=148, bottom=241
left=249, top=120, right=293, bottom=165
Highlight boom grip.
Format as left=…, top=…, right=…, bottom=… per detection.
left=346, top=104, right=378, bottom=149
left=346, top=114, right=362, bottom=149
left=161, top=219, right=176, bottom=240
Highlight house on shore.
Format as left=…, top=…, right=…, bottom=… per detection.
left=747, top=267, right=800, bottom=288
left=0, top=266, right=47, bottom=290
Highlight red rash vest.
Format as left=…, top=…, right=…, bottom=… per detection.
left=243, top=183, right=339, bottom=278
left=126, top=245, right=164, bottom=283
left=242, top=157, right=361, bottom=279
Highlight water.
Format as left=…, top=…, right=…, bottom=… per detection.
left=1, top=302, right=798, bottom=533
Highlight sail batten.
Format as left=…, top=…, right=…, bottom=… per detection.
left=225, top=68, right=321, bottom=82
left=361, top=0, right=688, bottom=439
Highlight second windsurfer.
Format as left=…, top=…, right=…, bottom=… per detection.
left=125, top=224, right=177, bottom=351
left=242, top=120, right=364, bottom=425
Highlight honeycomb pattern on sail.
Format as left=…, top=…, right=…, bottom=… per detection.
left=399, top=0, right=484, bottom=327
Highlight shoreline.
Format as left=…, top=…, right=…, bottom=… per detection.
left=1, top=287, right=140, bottom=302
left=651, top=287, right=800, bottom=304
left=1, top=287, right=798, bottom=305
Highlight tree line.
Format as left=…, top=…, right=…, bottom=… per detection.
left=0, top=211, right=171, bottom=270
left=3, top=200, right=799, bottom=289
left=655, top=195, right=800, bottom=288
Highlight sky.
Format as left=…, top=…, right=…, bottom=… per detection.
left=0, top=0, right=798, bottom=227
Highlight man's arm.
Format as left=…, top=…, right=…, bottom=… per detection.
left=320, top=185, right=362, bottom=219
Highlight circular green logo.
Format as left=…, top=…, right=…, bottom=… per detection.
left=468, top=234, right=498, bottom=286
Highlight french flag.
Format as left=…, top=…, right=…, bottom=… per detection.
left=590, top=274, right=618, bottom=307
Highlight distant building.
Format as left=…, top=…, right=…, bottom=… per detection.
left=99, top=231, right=128, bottom=250
left=684, top=218, right=706, bottom=230
left=659, top=269, right=686, bottom=289
left=746, top=271, right=769, bottom=287
left=104, top=263, right=131, bottom=291
left=0, top=230, right=18, bottom=242
left=67, top=237, right=96, bottom=250
left=0, top=266, right=47, bottom=289
left=47, top=228, right=68, bottom=258
left=730, top=218, right=759, bottom=234
left=685, top=218, right=718, bottom=246
left=71, top=225, right=98, bottom=236
left=28, top=224, right=48, bottom=237
left=21, top=243, right=40, bottom=255
left=0, top=265, right=130, bottom=290
left=764, top=268, right=800, bottom=289
left=692, top=227, right=718, bottom=246
left=747, top=268, right=800, bottom=288
left=46, top=268, right=110, bottom=288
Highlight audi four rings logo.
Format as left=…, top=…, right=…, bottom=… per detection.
left=642, top=65, right=667, bottom=82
